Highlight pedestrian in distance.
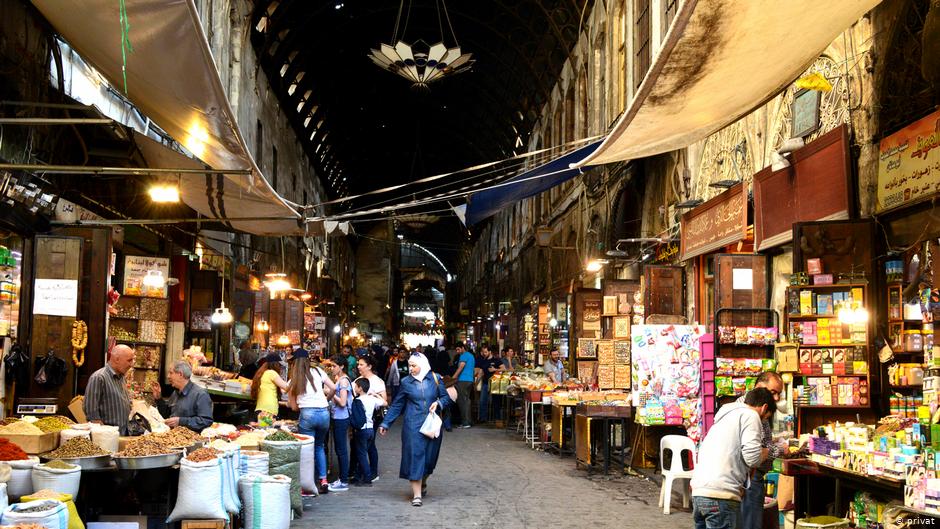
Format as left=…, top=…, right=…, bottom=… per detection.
left=379, top=352, right=453, bottom=507
left=325, top=356, right=353, bottom=492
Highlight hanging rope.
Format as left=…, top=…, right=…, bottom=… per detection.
left=118, top=0, right=134, bottom=94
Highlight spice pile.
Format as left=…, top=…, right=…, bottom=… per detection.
left=0, top=438, right=30, bottom=460
left=34, top=416, right=72, bottom=433
left=115, top=436, right=176, bottom=457
left=157, top=427, right=202, bottom=448
left=41, top=460, right=77, bottom=470
left=264, top=430, right=297, bottom=442
left=45, top=437, right=110, bottom=458
left=0, top=421, right=44, bottom=435
left=16, top=503, right=58, bottom=513
left=184, top=447, right=220, bottom=462
left=29, top=489, right=67, bottom=499
left=3, top=523, right=48, bottom=529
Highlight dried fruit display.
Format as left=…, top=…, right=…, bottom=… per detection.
left=134, top=346, right=161, bottom=369
left=46, top=437, right=110, bottom=458
left=139, top=298, right=169, bottom=320
left=108, top=326, right=136, bottom=341
left=138, top=320, right=167, bottom=343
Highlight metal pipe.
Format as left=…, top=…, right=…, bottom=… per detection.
left=1, top=100, right=93, bottom=110
left=0, top=163, right=251, bottom=175
left=51, top=217, right=300, bottom=226
left=0, top=118, right=113, bottom=125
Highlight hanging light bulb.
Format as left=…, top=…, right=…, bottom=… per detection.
left=211, top=302, right=233, bottom=325
left=333, top=324, right=342, bottom=334
left=276, top=334, right=291, bottom=347
left=142, top=270, right=166, bottom=289
left=349, top=327, right=359, bottom=338
left=256, top=319, right=270, bottom=333
left=264, top=273, right=291, bottom=297
left=148, top=184, right=180, bottom=203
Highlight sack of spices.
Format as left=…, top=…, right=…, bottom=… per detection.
left=238, top=450, right=269, bottom=476
left=239, top=474, right=290, bottom=529
left=218, top=448, right=240, bottom=514
left=0, top=483, right=7, bottom=515
left=7, top=457, right=40, bottom=501
left=166, top=458, right=226, bottom=522
left=22, top=490, right=84, bottom=529
left=31, top=462, right=81, bottom=498
left=1, top=499, right=68, bottom=529
left=295, top=434, right=316, bottom=494
left=260, top=440, right=302, bottom=516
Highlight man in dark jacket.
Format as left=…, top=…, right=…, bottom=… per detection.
left=151, top=360, right=214, bottom=432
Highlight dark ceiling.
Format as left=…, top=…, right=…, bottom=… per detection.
left=250, top=0, right=588, bottom=200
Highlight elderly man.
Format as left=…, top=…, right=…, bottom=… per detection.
left=84, top=344, right=134, bottom=435
left=151, top=361, right=214, bottom=432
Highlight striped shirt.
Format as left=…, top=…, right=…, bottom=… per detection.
left=84, top=364, right=131, bottom=435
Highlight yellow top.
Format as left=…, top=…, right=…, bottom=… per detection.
left=255, top=370, right=279, bottom=416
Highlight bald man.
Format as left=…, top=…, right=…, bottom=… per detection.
left=84, top=345, right=134, bottom=435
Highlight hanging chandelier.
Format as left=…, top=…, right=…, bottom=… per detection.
left=368, top=0, right=473, bottom=93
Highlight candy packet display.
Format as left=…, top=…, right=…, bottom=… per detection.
left=733, top=358, right=748, bottom=377
left=716, top=358, right=735, bottom=377
left=716, top=376, right=734, bottom=396
left=732, top=377, right=748, bottom=395
left=718, top=326, right=736, bottom=344
left=745, top=358, right=763, bottom=376
left=735, top=327, right=749, bottom=345
left=761, top=358, right=777, bottom=372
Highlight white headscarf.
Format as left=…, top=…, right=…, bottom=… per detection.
left=409, top=353, right=432, bottom=382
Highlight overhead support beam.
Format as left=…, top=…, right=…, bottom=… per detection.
left=0, top=118, right=113, bottom=125
left=0, top=163, right=251, bottom=175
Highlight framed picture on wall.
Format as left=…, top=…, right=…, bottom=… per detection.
left=791, top=88, right=820, bottom=138
left=613, top=316, right=631, bottom=339
left=578, top=338, right=597, bottom=358
left=603, top=296, right=619, bottom=315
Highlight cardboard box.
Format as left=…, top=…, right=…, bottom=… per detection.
left=68, top=396, right=86, bottom=423
left=1, top=432, right=58, bottom=454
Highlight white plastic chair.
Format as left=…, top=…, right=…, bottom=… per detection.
left=659, top=434, right=697, bottom=514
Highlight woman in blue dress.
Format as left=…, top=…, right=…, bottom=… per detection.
left=378, top=352, right=451, bottom=507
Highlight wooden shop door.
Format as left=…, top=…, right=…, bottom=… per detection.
left=28, top=236, right=83, bottom=408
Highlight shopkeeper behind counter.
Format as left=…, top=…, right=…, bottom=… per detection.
left=151, top=360, right=214, bottom=432
left=84, top=344, right=134, bottom=435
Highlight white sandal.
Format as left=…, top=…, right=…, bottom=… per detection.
left=411, top=497, right=423, bottom=507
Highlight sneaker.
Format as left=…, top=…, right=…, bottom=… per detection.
left=327, top=481, right=349, bottom=492
left=370, top=475, right=380, bottom=483
left=459, top=424, right=472, bottom=429
left=318, top=481, right=329, bottom=494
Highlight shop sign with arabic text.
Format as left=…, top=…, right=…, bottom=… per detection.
left=680, top=183, right=748, bottom=261
left=877, top=109, right=940, bottom=213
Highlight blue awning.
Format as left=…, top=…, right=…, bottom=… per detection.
left=466, top=140, right=601, bottom=225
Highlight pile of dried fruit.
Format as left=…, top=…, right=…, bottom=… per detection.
left=156, top=427, right=202, bottom=448
left=45, top=437, right=110, bottom=458
left=184, top=447, right=220, bottom=462
left=115, top=436, right=176, bottom=457
left=34, top=417, right=71, bottom=433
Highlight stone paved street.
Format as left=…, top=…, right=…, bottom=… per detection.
left=296, top=425, right=692, bottom=529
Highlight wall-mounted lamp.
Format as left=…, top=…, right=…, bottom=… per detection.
left=585, top=259, right=608, bottom=272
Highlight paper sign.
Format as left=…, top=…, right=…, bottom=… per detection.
left=732, top=268, right=753, bottom=290
left=33, top=278, right=78, bottom=317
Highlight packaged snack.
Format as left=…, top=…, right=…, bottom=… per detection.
left=747, top=327, right=766, bottom=345
left=745, top=377, right=756, bottom=391
left=764, top=327, right=779, bottom=344
left=761, top=358, right=777, bottom=372
left=735, top=327, right=749, bottom=345
left=732, top=377, right=748, bottom=395
left=718, top=326, right=736, bottom=344
left=716, top=377, right=734, bottom=397
left=745, top=358, right=763, bottom=376
left=716, top=358, right=735, bottom=377
left=734, top=358, right=748, bottom=377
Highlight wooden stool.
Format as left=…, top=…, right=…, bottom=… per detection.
left=181, top=520, right=227, bottom=529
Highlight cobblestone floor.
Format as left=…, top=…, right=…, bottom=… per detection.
left=296, top=425, right=693, bottom=529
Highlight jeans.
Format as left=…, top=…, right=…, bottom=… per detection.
left=298, top=407, right=330, bottom=480
left=367, top=427, right=379, bottom=479
left=354, top=428, right=375, bottom=482
left=740, top=477, right=765, bottom=529
left=456, top=381, right=473, bottom=426
left=331, top=417, right=350, bottom=482
left=478, top=380, right=490, bottom=422
left=693, top=497, right=740, bottom=529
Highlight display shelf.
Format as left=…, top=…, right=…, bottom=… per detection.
left=110, top=316, right=139, bottom=321
left=786, top=313, right=839, bottom=319
left=116, top=339, right=166, bottom=346
left=796, top=405, right=869, bottom=409
left=794, top=343, right=868, bottom=347
left=790, top=283, right=870, bottom=289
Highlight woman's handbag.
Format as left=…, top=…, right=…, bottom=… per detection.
left=419, top=411, right=442, bottom=439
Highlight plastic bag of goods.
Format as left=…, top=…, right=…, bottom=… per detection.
left=238, top=450, right=269, bottom=476
left=30, top=462, right=80, bottom=498
left=0, top=483, right=7, bottom=514
left=89, top=424, right=119, bottom=453
left=59, top=425, right=92, bottom=445
left=295, top=434, right=315, bottom=494
left=23, top=490, right=84, bottom=529
left=1, top=499, right=69, bottom=529
left=166, top=457, right=227, bottom=522
left=0, top=462, right=12, bottom=483
left=7, top=457, right=40, bottom=501
left=239, top=474, right=291, bottom=529
left=260, top=439, right=302, bottom=516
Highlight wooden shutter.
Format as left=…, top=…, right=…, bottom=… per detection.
left=644, top=265, right=684, bottom=319
left=634, top=0, right=651, bottom=89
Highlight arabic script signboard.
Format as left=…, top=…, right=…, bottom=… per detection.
left=680, top=183, right=748, bottom=261
left=877, top=109, right=940, bottom=213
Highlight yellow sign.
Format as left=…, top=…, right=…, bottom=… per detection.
left=877, top=109, right=940, bottom=213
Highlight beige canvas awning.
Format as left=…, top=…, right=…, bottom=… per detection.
left=32, top=0, right=304, bottom=236
left=575, top=0, right=880, bottom=167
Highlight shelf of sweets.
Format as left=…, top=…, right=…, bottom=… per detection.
left=796, top=405, right=869, bottom=409
left=115, top=338, right=166, bottom=346
left=794, top=343, right=868, bottom=347
left=787, top=283, right=869, bottom=289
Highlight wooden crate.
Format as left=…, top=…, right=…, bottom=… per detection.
left=181, top=520, right=226, bottom=529
left=1, top=432, right=58, bottom=454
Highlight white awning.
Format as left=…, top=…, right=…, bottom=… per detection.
left=576, top=0, right=881, bottom=167
left=31, top=0, right=304, bottom=236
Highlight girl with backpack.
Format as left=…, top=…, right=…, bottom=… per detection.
left=287, top=349, right=335, bottom=494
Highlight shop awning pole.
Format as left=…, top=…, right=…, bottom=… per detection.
left=0, top=118, right=113, bottom=125
left=0, top=163, right=251, bottom=175
left=51, top=217, right=300, bottom=226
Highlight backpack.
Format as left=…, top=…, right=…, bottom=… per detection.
left=350, top=397, right=367, bottom=430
